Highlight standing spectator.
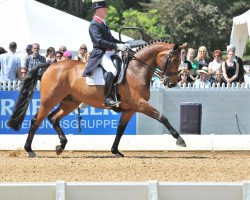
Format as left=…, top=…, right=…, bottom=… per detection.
left=226, top=44, right=244, bottom=83
left=0, top=42, right=21, bottom=81
left=55, top=51, right=63, bottom=62
left=74, top=44, right=89, bottom=63
left=0, top=47, right=7, bottom=55
left=195, top=46, right=209, bottom=70
left=177, top=69, right=190, bottom=87
left=222, top=49, right=239, bottom=86
left=187, top=48, right=198, bottom=81
left=208, top=50, right=222, bottom=80
left=24, top=43, right=46, bottom=71
left=58, top=45, right=67, bottom=53
left=194, top=66, right=211, bottom=88
left=210, top=69, right=226, bottom=87
left=25, top=44, right=33, bottom=56
left=46, top=47, right=56, bottom=64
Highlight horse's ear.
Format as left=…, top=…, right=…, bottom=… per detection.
left=179, top=43, right=188, bottom=50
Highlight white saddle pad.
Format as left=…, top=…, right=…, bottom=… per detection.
left=86, top=67, right=105, bottom=85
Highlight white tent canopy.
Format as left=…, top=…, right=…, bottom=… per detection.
left=0, top=0, right=131, bottom=55
left=230, top=9, right=250, bottom=57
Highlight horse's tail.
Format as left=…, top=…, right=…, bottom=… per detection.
left=8, top=63, right=50, bottom=131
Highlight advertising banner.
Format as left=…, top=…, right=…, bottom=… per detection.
left=0, top=91, right=136, bottom=135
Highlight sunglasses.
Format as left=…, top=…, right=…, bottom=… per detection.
left=181, top=74, right=187, bottom=76
left=216, top=74, right=222, bottom=76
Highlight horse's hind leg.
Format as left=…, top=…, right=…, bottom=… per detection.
left=24, top=104, right=53, bottom=157
left=48, top=96, right=81, bottom=155
left=137, top=99, right=186, bottom=147
left=111, top=110, right=135, bottom=157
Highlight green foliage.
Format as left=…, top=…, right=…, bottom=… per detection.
left=244, top=39, right=250, bottom=56
left=122, top=9, right=165, bottom=41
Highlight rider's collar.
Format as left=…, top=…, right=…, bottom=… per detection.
left=93, top=16, right=106, bottom=24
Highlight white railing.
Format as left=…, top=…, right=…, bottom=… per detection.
left=0, top=80, right=40, bottom=91
left=0, top=180, right=249, bottom=200
left=151, top=81, right=250, bottom=89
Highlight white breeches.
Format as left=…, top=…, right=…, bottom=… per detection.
left=101, top=50, right=117, bottom=76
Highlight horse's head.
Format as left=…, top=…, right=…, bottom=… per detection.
left=156, top=43, right=188, bottom=87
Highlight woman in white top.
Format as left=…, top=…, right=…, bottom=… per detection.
left=74, top=44, right=90, bottom=63
left=194, top=66, right=211, bottom=88
left=208, top=49, right=222, bottom=79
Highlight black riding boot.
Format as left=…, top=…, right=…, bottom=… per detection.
left=104, top=72, right=119, bottom=107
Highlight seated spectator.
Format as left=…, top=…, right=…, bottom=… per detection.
left=55, top=51, right=63, bottom=62
left=194, top=66, right=211, bottom=88
left=177, top=69, right=190, bottom=87
left=226, top=44, right=244, bottom=83
left=210, top=69, right=226, bottom=87
left=178, top=49, right=193, bottom=82
left=187, top=48, right=198, bottom=81
left=208, top=50, right=222, bottom=80
left=222, top=49, right=239, bottom=86
left=17, top=67, right=28, bottom=81
left=195, top=46, right=209, bottom=70
left=74, top=44, right=89, bottom=63
left=58, top=45, right=67, bottom=53
left=62, top=51, right=72, bottom=60
left=46, top=47, right=56, bottom=64
left=0, top=42, right=21, bottom=81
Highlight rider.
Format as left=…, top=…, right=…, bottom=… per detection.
left=82, top=0, right=129, bottom=107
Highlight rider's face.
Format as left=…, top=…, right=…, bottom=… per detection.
left=98, top=7, right=108, bottom=19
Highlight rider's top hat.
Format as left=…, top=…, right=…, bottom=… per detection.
left=92, top=0, right=107, bottom=10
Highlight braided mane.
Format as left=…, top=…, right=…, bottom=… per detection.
left=135, top=40, right=172, bottom=52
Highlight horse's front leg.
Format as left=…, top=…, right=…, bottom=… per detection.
left=137, top=99, right=186, bottom=147
left=112, top=110, right=135, bottom=157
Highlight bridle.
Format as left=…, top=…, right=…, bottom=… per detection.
left=127, top=48, right=176, bottom=75
left=126, top=48, right=178, bottom=85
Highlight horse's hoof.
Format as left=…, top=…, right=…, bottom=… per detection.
left=176, top=137, right=187, bottom=147
left=28, top=151, right=37, bottom=158
left=111, top=148, right=124, bottom=158
left=56, top=145, right=63, bottom=155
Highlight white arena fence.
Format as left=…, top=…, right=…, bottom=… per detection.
left=0, top=180, right=249, bottom=200
left=1, top=80, right=250, bottom=91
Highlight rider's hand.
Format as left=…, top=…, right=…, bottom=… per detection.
left=116, top=43, right=129, bottom=51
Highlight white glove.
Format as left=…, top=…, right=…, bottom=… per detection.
left=116, top=43, right=129, bottom=51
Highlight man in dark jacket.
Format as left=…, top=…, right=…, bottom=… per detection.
left=82, top=0, right=129, bottom=107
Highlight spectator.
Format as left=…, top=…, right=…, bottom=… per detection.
left=25, top=44, right=33, bottom=56
left=0, top=42, right=21, bottom=81
left=58, top=45, right=67, bottom=53
left=210, top=69, right=226, bottom=87
left=46, top=47, right=56, bottom=64
left=195, top=46, right=209, bottom=70
left=222, top=49, right=239, bottom=86
left=178, top=49, right=193, bottom=82
left=177, top=69, right=190, bottom=87
left=208, top=49, right=222, bottom=80
left=0, top=47, right=7, bottom=55
left=226, top=44, right=244, bottom=83
left=17, top=67, right=28, bottom=81
left=62, top=51, right=72, bottom=60
left=24, top=43, right=46, bottom=71
left=55, top=51, right=63, bottom=62
left=194, top=66, right=211, bottom=88
left=74, top=44, right=89, bottom=63
left=187, top=48, right=198, bottom=81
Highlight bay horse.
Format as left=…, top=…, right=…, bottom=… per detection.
left=8, top=41, right=187, bottom=157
